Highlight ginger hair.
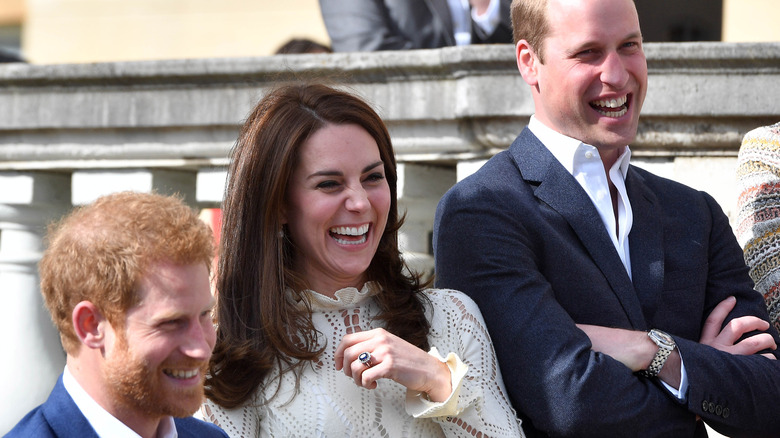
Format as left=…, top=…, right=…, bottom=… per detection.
left=39, top=191, right=214, bottom=355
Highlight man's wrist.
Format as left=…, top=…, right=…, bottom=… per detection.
left=638, top=329, right=676, bottom=378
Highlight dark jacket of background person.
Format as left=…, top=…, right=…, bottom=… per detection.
left=319, top=0, right=512, bottom=52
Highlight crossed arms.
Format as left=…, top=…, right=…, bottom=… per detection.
left=433, top=156, right=780, bottom=437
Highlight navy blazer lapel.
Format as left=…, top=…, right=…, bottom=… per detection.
left=626, top=166, right=664, bottom=325
left=510, top=128, right=646, bottom=327
left=42, top=375, right=99, bottom=437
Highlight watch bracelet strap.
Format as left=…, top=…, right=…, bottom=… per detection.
left=638, top=346, right=672, bottom=377
left=638, top=330, right=675, bottom=377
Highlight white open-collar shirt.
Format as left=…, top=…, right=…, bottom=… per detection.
left=528, top=115, right=688, bottom=399
left=529, top=115, right=633, bottom=277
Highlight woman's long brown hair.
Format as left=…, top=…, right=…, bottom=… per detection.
left=205, top=82, right=431, bottom=409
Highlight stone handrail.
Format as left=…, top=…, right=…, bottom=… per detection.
left=2, top=43, right=778, bottom=169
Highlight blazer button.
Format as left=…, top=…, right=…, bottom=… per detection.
left=701, top=400, right=709, bottom=412
left=715, top=405, right=722, bottom=416
left=708, top=402, right=716, bottom=413
left=723, top=408, right=729, bottom=418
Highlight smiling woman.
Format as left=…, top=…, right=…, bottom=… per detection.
left=198, top=82, right=525, bottom=437
left=284, top=122, right=391, bottom=294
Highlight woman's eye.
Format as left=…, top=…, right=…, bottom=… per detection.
left=316, top=180, right=340, bottom=189
left=365, top=173, right=385, bottom=182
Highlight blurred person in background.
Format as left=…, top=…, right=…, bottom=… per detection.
left=736, top=121, right=780, bottom=332
left=275, top=38, right=333, bottom=54
left=319, top=0, right=512, bottom=52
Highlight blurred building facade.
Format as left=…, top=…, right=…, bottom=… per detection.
left=1, top=0, right=330, bottom=63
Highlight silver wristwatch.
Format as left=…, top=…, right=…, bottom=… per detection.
left=638, top=329, right=675, bottom=378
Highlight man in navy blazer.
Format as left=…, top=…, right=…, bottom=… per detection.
left=8, top=376, right=225, bottom=438
left=7, top=192, right=227, bottom=438
left=433, top=0, right=780, bottom=437
left=319, top=0, right=512, bottom=52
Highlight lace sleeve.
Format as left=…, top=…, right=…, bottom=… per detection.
left=420, top=289, right=525, bottom=438
left=405, top=347, right=469, bottom=418
left=197, top=398, right=260, bottom=438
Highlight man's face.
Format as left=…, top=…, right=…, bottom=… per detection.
left=526, top=0, right=647, bottom=152
left=103, top=261, right=215, bottom=419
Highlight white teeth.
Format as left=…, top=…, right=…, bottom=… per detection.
left=593, top=95, right=627, bottom=108
left=330, top=224, right=369, bottom=236
left=166, top=369, right=198, bottom=379
left=333, top=235, right=368, bottom=245
left=330, top=224, right=369, bottom=245
left=596, top=107, right=628, bottom=118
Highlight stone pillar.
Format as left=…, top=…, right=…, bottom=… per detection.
left=397, top=163, right=456, bottom=278
left=456, top=159, right=488, bottom=182
left=196, top=167, right=227, bottom=206
left=0, top=172, right=71, bottom=434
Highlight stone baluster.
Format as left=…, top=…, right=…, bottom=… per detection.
left=396, top=163, right=456, bottom=278
left=0, top=172, right=71, bottom=434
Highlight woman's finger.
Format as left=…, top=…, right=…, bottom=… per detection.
left=351, top=351, right=380, bottom=388
left=335, top=328, right=384, bottom=371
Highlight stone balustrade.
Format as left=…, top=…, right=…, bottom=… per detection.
left=1, top=42, right=779, bottom=433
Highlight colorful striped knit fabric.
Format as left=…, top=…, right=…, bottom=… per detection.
left=736, top=121, right=780, bottom=332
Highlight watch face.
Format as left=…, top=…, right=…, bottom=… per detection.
left=651, top=329, right=675, bottom=348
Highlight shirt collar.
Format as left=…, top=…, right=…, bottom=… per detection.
left=63, top=366, right=178, bottom=438
left=528, top=115, right=631, bottom=178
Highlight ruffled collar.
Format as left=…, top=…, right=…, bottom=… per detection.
left=294, top=281, right=380, bottom=311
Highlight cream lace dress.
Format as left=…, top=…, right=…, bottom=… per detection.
left=199, top=283, right=524, bottom=437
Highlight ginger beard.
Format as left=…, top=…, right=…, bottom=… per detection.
left=104, top=332, right=208, bottom=418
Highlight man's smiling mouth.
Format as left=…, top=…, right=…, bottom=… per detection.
left=591, top=94, right=628, bottom=118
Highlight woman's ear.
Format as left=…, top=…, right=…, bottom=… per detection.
left=516, top=39, right=540, bottom=87
left=72, top=301, right=107, bottom=349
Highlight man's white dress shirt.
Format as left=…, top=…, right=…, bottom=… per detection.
left=528, top=115, right=688, bottom=399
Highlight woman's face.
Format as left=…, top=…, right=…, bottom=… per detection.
left=284, top=123, right=391, bottom=295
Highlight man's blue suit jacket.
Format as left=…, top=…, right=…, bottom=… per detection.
left=433, top=128, right=780, bottom=438
left=5, top=375, right=228, bottom=438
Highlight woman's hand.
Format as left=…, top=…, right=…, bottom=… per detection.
left=334, top=328, right=452, bottom=402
